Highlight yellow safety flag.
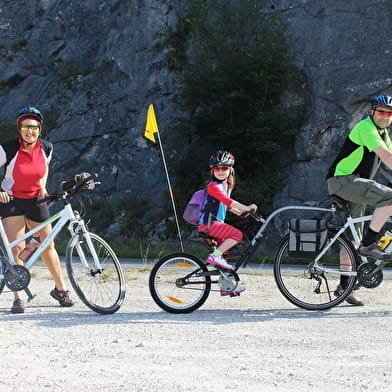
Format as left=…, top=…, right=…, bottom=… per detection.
left=144, top=104, right=159, bottom=143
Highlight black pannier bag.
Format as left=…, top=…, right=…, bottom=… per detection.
left=288, top=219, right=328, bottom=258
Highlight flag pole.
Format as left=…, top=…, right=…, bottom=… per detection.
left=144, top=104, right=184, bottom=252
left=155, top=131, right=184, bottom=252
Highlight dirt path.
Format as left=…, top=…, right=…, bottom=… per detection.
left=0, top=262, right=391, bottom=391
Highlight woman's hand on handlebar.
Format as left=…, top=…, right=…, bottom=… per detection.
left=0, top=191, right=12, bottom=204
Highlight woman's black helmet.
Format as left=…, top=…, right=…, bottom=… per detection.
left=371, top=95, right=392, bottom=109
left=208, top=150, right=235, bottom=167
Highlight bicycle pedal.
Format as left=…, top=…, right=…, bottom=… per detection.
left=27, top=293, right=37, bottom=302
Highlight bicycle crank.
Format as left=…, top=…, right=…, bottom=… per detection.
left=357, top=262, right=383, bottom=289
left=4, top=265, right=31, bottom=291
left=218, top=271, right=238, bottom=291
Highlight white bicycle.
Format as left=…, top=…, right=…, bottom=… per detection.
left=0, top=173, right=126, bottom=314
left=274, top=195, right=388, bottom=310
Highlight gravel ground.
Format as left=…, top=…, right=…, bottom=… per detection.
left=0, top=261, right=391, bottom=392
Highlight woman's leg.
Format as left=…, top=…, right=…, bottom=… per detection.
left=25, top=218, right=68, bottom=291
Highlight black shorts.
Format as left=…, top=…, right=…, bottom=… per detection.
left=0, top=197, right=50, bottom=222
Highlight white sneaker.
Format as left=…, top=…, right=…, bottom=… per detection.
left=220, top=285, right=246, bottom=297
left=206, top=254, right=234, bottom=270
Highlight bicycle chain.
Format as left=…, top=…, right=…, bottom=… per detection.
left=357, top=263, right=383, bottom=289
left=5, top=265, right=31, bottom=291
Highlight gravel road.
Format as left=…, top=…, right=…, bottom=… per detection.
left=0, top=261, right=391, bottom=392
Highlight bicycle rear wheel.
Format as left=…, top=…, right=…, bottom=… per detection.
left=66, top=233, right=125, bottom=314
left=274, top=232, right=359, bottom=310
left=149, top=252, right=211, bottom=313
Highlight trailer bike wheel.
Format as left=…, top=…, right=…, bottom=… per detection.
left=149, top=252, right=211, bottom=314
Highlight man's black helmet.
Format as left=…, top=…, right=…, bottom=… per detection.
left=208, top=150, right=235, bottom=167
left=371, top=95, right=392, bottom=109
left=17, top=106, right=43, bottom=126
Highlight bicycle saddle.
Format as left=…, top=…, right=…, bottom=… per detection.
left=198, top=232, right=218, bottom=249
left=329, top=194, right=351, bottom=216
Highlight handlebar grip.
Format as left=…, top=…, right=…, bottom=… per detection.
left=37, top=194, right=60, bottom=205
left=243, top=209, right=263, bottom=221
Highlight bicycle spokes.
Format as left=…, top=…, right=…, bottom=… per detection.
left=149, top=253, right=211, bottom=313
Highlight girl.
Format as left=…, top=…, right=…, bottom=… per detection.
left=198, top=150, right=257, bottom=296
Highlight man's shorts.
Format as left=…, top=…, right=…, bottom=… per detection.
left=0, top=196, right=50, bottom=222
left=327, top=174, right=392, bottom=239
left=327, top=174, right=392, bottom=208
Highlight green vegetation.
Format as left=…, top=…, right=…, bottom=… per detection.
left=158, top=0, right=306, bottom=234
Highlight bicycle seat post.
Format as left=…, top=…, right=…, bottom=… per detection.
left=330, top=195, right=352, bottom=218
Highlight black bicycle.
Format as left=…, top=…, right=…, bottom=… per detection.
left=149, top=204, right=333, bottom=313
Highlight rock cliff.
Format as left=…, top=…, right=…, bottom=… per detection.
left=0, top=0, right=391, bottom=239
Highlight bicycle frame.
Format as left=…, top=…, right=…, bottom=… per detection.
left=0, top=200, right=102, bottom=275
left=232, top=205, right=338, bottom=270
left=312, top=211, right=379, bottom=278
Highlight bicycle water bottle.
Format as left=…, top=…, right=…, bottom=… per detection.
left=378, top=231, right=392, bottom=253
left=19, top=237, right=40, bottom=262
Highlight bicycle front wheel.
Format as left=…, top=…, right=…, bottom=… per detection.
left=149, top=253, right=211, bottom=313
left=66, top=233, right=126, bottom=314
left=274, top=232, right=359, bottom=310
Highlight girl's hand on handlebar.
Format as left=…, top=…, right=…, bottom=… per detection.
left=248, top=204, right=258, bottom=212
left=0, top=191, right=12, bottom=204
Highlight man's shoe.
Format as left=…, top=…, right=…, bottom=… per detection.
left=334, top=285, right=364, bottom=306
left=345, top=293, right=364, bottom=306
left=206, top=254, right=234, bottom=270
left=358, top=242, right=392, bottom=261
left=11, top=299, right=25, bottom=314
left=221, top=285, right=246, bottom=297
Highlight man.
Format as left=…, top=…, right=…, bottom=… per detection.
left=326, top=94, right=392, bottom=306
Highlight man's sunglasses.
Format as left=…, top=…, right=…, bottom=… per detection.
left=374, top=109, right=392, bottom=118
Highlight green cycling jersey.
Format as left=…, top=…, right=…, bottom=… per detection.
left=327, top=116, right=392, bottom=179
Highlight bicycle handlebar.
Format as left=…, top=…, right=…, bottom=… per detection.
left=37, top=172, right=99, bottom=205
left=243, top=209, right=263, bottom=222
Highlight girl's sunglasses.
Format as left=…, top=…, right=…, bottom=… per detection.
left=212, top=166, right=230, bottom=172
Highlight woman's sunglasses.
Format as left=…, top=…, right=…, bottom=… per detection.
left=20, top=124, right=40, bottom=131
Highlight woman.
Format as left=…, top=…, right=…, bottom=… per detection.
left=198, top=150, right=258, bottom=296
left=0, top=107, right=73, bottom=313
